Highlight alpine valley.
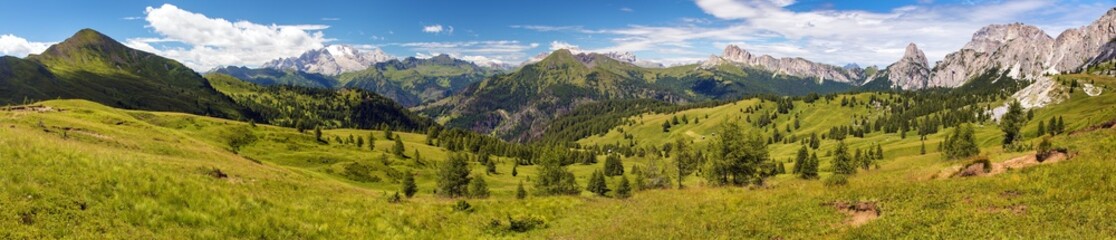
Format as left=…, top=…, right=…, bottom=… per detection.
left=3, top=2, right=1116, bottom=239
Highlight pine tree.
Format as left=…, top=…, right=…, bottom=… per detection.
left=516, top=181, right=527, bottom=199
left=604, top=153, right=625, bottom=176
left=616, top=175, right=632, bottom=199
left=367, top=132, right=376, bottom=151
left=833, top=141, right=855, bottom=175
left=809, top=133, right=820, bottom=149
left=401, top=173, right=417, bottom=198
left=1000, top=100, right=1026, bottom=148
left=485, top=159, right=497, bottom=175
left=534, top=148, right=580, bottom=196
left=705, top=121, right=769, bottom=186
left=920, top=141, right=927, bottom=155
left=384, top=128, right=394, bottom=140
left=1057, top=116, right=1066, bottom=134
left=673, top=138, right=698, bottom=189
left=469, top=175, right=489, bottom=198
left=1037, top=121, right=1046, bottom=137
left=662, top=120, right=671, bottom=132
left=587, top=170, right=610, bottom=196
left=875, top=144, right=884, bottom=160
left=511, top=162, right=519, bottom=177
left=357, top=136, right=365, bottom=148
left=800, top=153, right=819, bottom=179
left=944, top=124, right=980, bottom=159
left=436, top=153, right=471, bottom=198
left=793, top=145, right=808, bottom=174
left=393, top=138, right=405, bottom=157
left=314, top=127, right=324, bottom=143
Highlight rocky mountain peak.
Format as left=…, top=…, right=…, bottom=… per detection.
left=963, top=23, right=1053, bottom=53
left=722, top=45, right=753, bottom=62
left=262, top=44, right=393, bottom=76
left=886, top=43, right=931, bottom=90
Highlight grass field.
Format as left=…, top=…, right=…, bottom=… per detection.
left=2, top=73, right=1116, bottom=238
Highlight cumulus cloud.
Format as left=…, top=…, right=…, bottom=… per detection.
left=423, top=24, right=453, bottom=34
left=0, top=34, right=54, bottom=57
left=123, top=4, right=330, bottom=70
left=520, top=0, right=1114, bottom=67
left=549, top=41, right=581, bottom=51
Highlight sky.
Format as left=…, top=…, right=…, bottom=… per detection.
left=0, top=0, right=1113, bottom=71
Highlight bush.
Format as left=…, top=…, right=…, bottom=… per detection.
left=387, top=192, right=402, bottom=204
left=823, top=174, right=849, bottom=187
left=342, top=162, right=381, bottom=183
left=968, top=156, right=992, bottom=173
left=1036, top=137, right=1053, bottom=162
left=489, top=215, right=545, bottom=233
left=453, top=200, right=472, bottom=212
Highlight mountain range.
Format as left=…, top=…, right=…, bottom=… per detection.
left=215, top=53, right=496, bottom=107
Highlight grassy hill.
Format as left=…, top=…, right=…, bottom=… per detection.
left=206, top=73, right=434, bottom=131
left=423, top=49, right=857, bottom=143
left=4, top=73, right=1114, bottom=238
left=338, top=54, right=493, bottom=107
left=0, top=29, right=246, bottom=119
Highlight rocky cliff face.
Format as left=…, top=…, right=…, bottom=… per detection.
left=703, top=45, right=865, bottom=84
left=886, top=43, right=932, bottom=90
left=263, top=45, right=393, bottom=76
left=925, top=8, right=1116, bottom=88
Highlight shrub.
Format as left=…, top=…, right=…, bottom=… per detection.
left=824, top=174, right=849, bottom=187
left=969, top=156, right=992, bottom=173
left=387, top=192, right=402, bottom=204
left=453, top=200, right=472, bottom=212
left=1036, top=137, right=1053, bottom=162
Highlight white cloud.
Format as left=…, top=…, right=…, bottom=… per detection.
left=0, top=34, right=54, bottom=57
left=549, top=41, right=581, bottom=51
left=422, top=24, right=453, bottom=34
left=122, top=16, right=142, bottom=20
left=397, top=40, right=538, bottom=63
left=321, top=17, right=341, bottom=21
left=620, top=7, right=634, bottom=12
left=123, top=4, right=330, bottom=70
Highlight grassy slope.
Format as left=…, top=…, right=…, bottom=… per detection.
left=2, top=74, right=1115, bottom=238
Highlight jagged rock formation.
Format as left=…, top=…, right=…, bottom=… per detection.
left=263, top=45, right=393, bottom=76
left=927, top=8, right=1116, bottom=88
left=885, top=43, right=932, bottom=90
left=701, top=45, right=865, bottom=84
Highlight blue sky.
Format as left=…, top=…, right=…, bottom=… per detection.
left=1, top=0, right=1113, bottom=70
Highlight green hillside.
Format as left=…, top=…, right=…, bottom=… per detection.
left=338, top=54, right=493, bottom=106
left=0, top=29, right=246, bottom=119
left=212, top=66, right=339, bottom=89
left=206, top=73, right=435, bottom=131
left=3, top=72, right=1116, bottom=238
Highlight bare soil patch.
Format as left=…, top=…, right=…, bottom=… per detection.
left=828, top=201, right=880, bottom=227
left=945, top=151, right=1071, bottom=178
left=5, top=105, right=58, bottom=113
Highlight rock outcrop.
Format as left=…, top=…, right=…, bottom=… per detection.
left=885, top=43, right=932, bottom=90
left=703, top=45, right=865, bottom=84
